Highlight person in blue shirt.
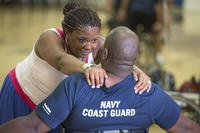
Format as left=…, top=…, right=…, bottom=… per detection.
left=0, top=26, right=200, bottom=133
left=108, top=0, right=165, bottom=64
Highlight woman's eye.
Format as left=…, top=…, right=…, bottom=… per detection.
left=79, top=39, right=86, bottom=44
left=92, top=39, right=97, bottom=44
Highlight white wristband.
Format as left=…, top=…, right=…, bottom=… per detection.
left=82, top=63, right=95, bottom=72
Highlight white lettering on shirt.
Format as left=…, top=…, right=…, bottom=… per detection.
left=82, top=100, right=136, bottom=118
left=100, top=101, right=121, bottom=109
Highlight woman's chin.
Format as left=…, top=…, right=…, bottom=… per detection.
left=80, top=53, right=89, bottom=59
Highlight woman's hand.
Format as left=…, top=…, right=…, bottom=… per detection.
left=83, top=66, right=108, bottom=88
left=132, top=66, right=151, bottom=94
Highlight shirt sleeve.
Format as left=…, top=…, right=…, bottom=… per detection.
left=35, top=77, right=75, bottom=129
left=150, top=84, right=181, bottom=129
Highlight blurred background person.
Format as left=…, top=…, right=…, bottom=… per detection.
left=106, top=0, right=169, bottom=65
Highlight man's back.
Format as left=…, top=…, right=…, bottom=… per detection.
left=36, top=73, right=180, bottom=131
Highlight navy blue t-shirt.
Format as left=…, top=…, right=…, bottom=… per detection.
left=129, top=0, right=160, bottom=16
left=36, top=73, right=180, bottom=131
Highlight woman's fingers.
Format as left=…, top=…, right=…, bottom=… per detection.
left=84, top=67, right=107, bottom=88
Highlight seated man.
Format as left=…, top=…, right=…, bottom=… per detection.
left=0, top=26, right=200, bottom=133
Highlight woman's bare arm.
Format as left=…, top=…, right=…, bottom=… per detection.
left=35, top=30, right=107, bottom=88
left=35, top=30, right=85, bottom=74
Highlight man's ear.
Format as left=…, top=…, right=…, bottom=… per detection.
left=101, top=48, right=108, bottom=61
left=133, top=52, right=139, bottom=64
left=94, top=48, right=108, bottom=64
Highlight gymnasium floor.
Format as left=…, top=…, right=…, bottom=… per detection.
left=0, top=1, right=199, bottom=132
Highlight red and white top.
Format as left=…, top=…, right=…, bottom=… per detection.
left=14, top=28, right=94, bottom=107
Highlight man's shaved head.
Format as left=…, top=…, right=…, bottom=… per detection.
left=101, top=26, right=139, bottom=77
left=106, top=26, right=139, bottom=63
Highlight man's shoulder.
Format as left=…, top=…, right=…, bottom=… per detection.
left=70, top=72, right=85, bottom=79
left=144, top=83, right=176, bottom=105
left=65, top=73, right=86, bottom=83
left=139, top=82, right=164, bottom=97
left=64, top=73, right=88, bottom=85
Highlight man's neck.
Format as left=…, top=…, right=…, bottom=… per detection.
left=104, top=72, right=130, bottom=88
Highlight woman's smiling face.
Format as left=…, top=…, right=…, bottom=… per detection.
left=66, top=26, right=100, bottom=60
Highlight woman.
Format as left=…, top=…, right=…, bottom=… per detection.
left=0, top=2, right=151, bottom=132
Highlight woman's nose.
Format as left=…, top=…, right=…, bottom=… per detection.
left=84, top=42, right=93, bottom=50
